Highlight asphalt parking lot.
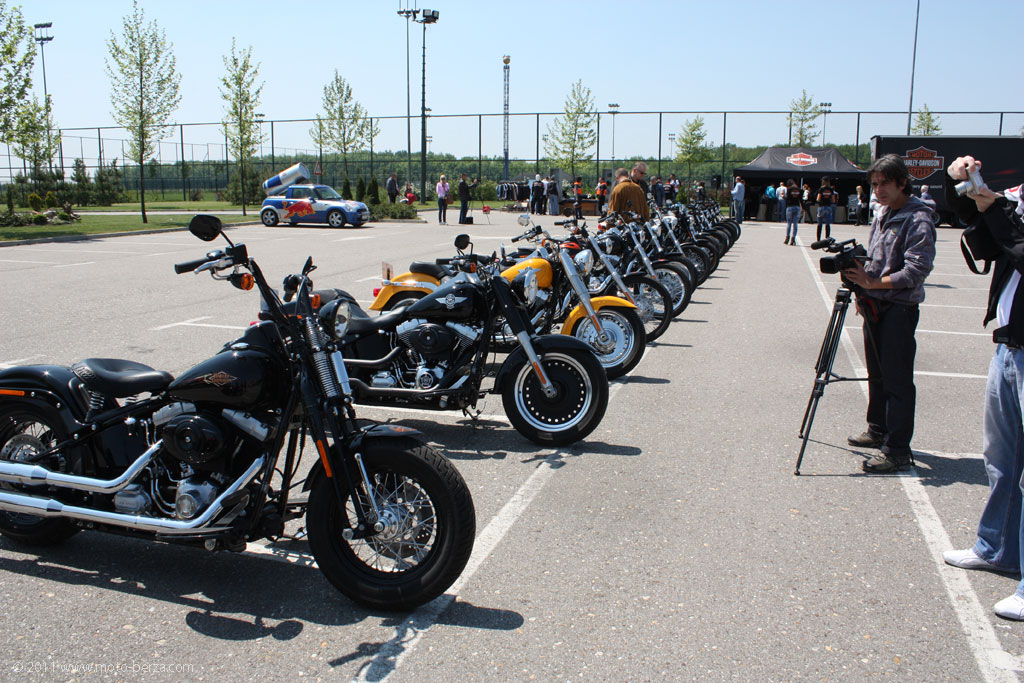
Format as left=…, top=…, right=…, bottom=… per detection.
left=0, top=211, right=1021, bottom=681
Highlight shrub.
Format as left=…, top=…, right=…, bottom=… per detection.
left=475, top=179, right=497, bottom=201
left=0, top=211, right=30, bottom=226
left=6, top=186, right=12, bottom=213
left=372, top=202, right=417, bottom=220
left=356, top=177, right=366, bottom=202
left=366, top=176, right=380, bottom=205
left=44, top=191, right=58, bottom=208
left=189, top=188, right=204, bottom=202
left=341, top=177, right=352, bottom=200
left=57, top=211, right=71, bottom=222
left=32, top=213, right=49, bottom=225
left=27, top=192, right=43, bottom=212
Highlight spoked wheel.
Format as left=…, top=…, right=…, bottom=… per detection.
left=653, top=262, right=692, bottom=317
left=306, top=437, right=475, bottom=611
left=567, top=307, right=645, bottom=379
left=0, top=405, right=80, bottom=546
left=681, top=246, right=711, bottom=286
left=502, top=348, right=609, bottom=446
left=613, top=274, right=673, bottom=342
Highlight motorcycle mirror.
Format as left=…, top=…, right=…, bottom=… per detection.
left=454, top=234, right=471, bottom=250
left=189, top=214, right=223, bottom=242
left=517, top=214, right=531, bottom=227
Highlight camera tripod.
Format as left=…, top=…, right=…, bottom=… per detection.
left=794, top=286, right=870, bottom=475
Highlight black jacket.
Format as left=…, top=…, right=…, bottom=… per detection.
left=458, top=179, right=478, bottom=202
left=946, top=175, right=1024, bottom=346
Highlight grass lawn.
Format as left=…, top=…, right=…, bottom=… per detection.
left=72, top=199, right=245, bottom=212
left=0, top=213, right=258, bottom=242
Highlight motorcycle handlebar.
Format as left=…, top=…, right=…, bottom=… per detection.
left=174, top=257, right=209, bottom=274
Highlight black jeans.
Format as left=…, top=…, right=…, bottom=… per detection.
left=459, top=200, right=469, bottom=224
left=862, top=300, right=920, bottom=457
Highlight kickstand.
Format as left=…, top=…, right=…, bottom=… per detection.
left=462, top=406, right=483, bottom=420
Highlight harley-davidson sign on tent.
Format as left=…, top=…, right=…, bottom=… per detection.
left=733, top=147, right=863, bottom=180
left=786, top=152, right=818, bottom=167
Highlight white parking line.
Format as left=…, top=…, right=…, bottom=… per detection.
left=0, top=354, right=44, bottom=368
left=798, top=236, right=1015, bottom=683
left=54, top=261, right=95, bottom=268
left=930, top=271, right=992, bottom=278
left=920, top=304, right=986, bottom=310
left=0, top=258, right=55, bottom=264
left=355, top=275, right=381, bottom=282
left=845, top=326, right=989, bottom=337
left=151, top=316, right=211, bottom=330
left=18, top=247, right=137, bottom=255
left=333, top=236, right=375, bottom=243
left=852, top=367, right=987, bottom=380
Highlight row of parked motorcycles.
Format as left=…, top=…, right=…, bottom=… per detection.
left=0, top=198, right=738, bottom=611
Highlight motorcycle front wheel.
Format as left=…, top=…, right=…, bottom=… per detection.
left=502, top=348, right=609, bottom=446
left=653, top=262, right=693, bottom=317
left=306, top=437, right=476, bottom=611
left=613, top=274, right=673, bottom=342
left=566, top=307, right=645, bottom=379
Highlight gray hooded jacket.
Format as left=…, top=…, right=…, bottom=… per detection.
left=862, top=195, right=937, bottom=305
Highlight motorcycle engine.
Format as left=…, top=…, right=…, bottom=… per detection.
left=161, top=412, right=227, bottom=468
left=396, top=319, right=456, bottom=360
left=175, top=477, right=220, bottom=520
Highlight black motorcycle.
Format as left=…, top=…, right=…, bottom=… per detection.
left=325, top=234, right=609, bottom=446
left=0, top=215, right=475, bottom=611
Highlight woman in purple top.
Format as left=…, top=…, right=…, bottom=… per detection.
left=435, top=175, right=450, bottom=224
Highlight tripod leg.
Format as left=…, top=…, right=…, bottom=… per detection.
left=794, top=288, right=852, bottom=475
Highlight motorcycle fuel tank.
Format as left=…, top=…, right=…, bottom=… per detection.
left=405, top=279, right=484, bottom=321
left=168, top=348, right=283, bottom=410
left=501, top=258, right=553, bottom=288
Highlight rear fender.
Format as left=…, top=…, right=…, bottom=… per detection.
left=0, top=365, right=89, bottom=428
left=302, top=424, right=423, bottom=492
left=492, top=334, right=593, bottom=392
left=368, top=272, right=439, bottom=311
left=560, top=297, right=638, bottom=335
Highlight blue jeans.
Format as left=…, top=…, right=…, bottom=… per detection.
left=973, top=344, right=1024, bottom=588
left=732, top=198, right=744, bottom=222
left=786, top=206, right=800, bottom=239
left=548, top=194, right=559, bottom=215
left=437, top=197, right=447, bottom=223
left=816, top=205, right=834, bottom=240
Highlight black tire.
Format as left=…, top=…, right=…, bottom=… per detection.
left=700, top=244, right=720, bottom=276
left=665, top=256, right=699, bottom=292
left=681, top=246, right=711, bottom=286
left=327, top=209, right=346, bottom=228
left=566, top=306, right=645, bottom=379
left=700, top=232, right=728, bottom=257
left=615, top=274, right=672, bottom=342
left=653, top=262, right=692, bottom=317
left=709, top=228, right=734, bottom=252
left=381, top=291, right=425, bottom=312
left=261, top=208, right=280, bottom=227
left=501, top=347, right=609, bottom=446
left=0, top=404, right=80, bottom=546
left=306, top=437, right=475, bottom=611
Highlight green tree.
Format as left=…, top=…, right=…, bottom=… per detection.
left=788, top=89, right=820, bottom=146
left=674, top=115, right=715, bottom=183
left=543, top=80, right=597, bottom=179
left=911, top=104, right=942, bottom=136
left=106, top=0, right=181, bottom=223
left=0, top=2, right=33, bottom=142
left=10, top=96, right=60, bottom=179
left=311, top=71, right=369, bottom=179
left=219, top=39, right=264, bottom=214
left=356, top=176, right=366, bottom=202
left=70, top=158, right=91, bottom=205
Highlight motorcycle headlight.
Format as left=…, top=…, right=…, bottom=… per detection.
left=513, top=268, right=538, bottom=306
left=319, top=298, right=352, bottom=339
left=573, top=250, right=593, bottom=276
left=601, top=236, right=619, bottom=255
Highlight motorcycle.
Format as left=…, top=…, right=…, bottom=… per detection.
left=0, top=215, right=476, bottom=611
left=323, top=233, right=609, bottom=446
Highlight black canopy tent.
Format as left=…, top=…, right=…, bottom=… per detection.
left=732, top=147, right=866, bottom=221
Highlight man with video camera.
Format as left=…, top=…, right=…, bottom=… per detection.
left=940, top=155, right=1024, bottom=620
left=841, top=154, right=936, bottom=473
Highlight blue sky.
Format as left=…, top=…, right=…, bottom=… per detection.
left=23, top=0, right=1024, bottom=164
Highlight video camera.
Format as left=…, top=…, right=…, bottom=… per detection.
left=812, top=237, right=868, bottom=274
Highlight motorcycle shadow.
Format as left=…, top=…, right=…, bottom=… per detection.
left=0, top=533, right=522, bottom=641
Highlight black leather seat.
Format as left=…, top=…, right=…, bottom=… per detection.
left=409, top=261, right=448, bottom=280
left=72, top=359, right=173, bottom=398
left=347, top=307, right=409, bottom=336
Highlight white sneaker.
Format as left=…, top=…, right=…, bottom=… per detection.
left=995, top=594, right=1024, bottom=620
left=943, top=548, right=1000, bottom=571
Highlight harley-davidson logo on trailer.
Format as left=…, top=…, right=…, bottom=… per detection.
left=901, top=146, right=944, bottom=180
left=786, top=152, right=818, bottom=167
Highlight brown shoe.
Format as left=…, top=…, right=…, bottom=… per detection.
left=862, top=452, right=911, bottom=474
left=848, top=430, right=885, bottom=449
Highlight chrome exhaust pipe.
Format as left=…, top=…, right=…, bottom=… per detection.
left=0, top=441, right=161, bottom=493
left=0, top=456, right=265, bottom=535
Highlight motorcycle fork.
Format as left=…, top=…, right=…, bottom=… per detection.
left=492, top=279, right=557, bottom=398
left=589, top=240, right=634, bottom=304
left=556, top=250, right=607, bottom=342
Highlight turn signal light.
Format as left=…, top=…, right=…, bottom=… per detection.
left=238, top=273, right=254, bottom=290
left=311, top=294, right=321, bottom=309
left=373, top=287, right=382, bottom=297
left=0, top=389, right=25, bottom=396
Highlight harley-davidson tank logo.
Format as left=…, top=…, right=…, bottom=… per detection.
left=199, top=371, right=236, bottom=387
left=902, top=146, right=944, bottom=180
left=444, top=293, right=467, bottom=310
left=786, top=152, right=818, bottom=167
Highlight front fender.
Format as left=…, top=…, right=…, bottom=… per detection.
left=560, top=296, right=637, bottom=336
left=491, top=334, right=594, bottom=392
left=368, top=272, right=439, bottom=311
left=302, top=424, right=423, bottom=491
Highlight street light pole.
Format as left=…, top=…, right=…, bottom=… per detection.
left=608, top=103, right=619, bottom=165
left=397, top=4, right=418, bottom=188
left=415, top=9, right=439, bottom=201
left=818, top=102, right=832, bottom=146
left=33, top=22, right=54, bottom=174
left=907, top=0, right=921, bottom=135
left=667, top=132, right=676, bottom=159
